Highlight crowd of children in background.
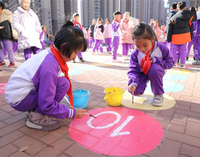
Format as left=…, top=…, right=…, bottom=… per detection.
left=73, top=2, right=199, bottom=66
left=86, top=11, right=135, bottom=63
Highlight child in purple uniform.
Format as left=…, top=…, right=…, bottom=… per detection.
left=40, top=25, right=46, bottom=50
left=112, top=11, right=122, bottom=63
left=5, top=21, right=87, bottom=131
left=128, top=23, right=174, bottom=106
left=89, top=19, right=96, bottom=48
left=104, top=18, right=112, bottom=54
left=0, top=2, right=17, bottom=67
left=93, top=18, right=104, bottom=54
left=85, top=27, right=90, bottom=49
left=72, top=13, right=84, bottom=62
left=120, top=12, right=134, bottom=61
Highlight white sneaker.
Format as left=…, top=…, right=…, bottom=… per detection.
left=192, top=60, right=200, bottom=65
left=26, top=111, right=61, bottom=131
left=152, top=95, right=164, bottom=106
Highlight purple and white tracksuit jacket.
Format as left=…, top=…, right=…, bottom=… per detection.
left=5, top=49, right=75, bottom=119
left=128, top=41, right=174, bottom=95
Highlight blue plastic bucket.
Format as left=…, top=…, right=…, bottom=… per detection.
left=72, top=89, right=90, bottom=109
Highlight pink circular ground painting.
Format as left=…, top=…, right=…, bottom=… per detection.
left=69, top=107, right=163, bottom=156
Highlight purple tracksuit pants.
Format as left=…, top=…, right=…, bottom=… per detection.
left=90, top=37, right=95, bottom=48
left=93, top=39, right=103, bottom=53
left=105, top=38, right=112, bottom=52
left=112, top=36, right=119, bottom=60
left=24, top=46, right=41, bottom=60
left=40, top=41, right=46, bottom=50
left=0, top=39, right=14, bottom=63
left=134, top=64, right=165, bottom=96
left=13, top=42, right=20, bottom=53
left=3, top=46, right=6, bottom=55
left=193, top=35, right=200, bottom=60
left=169, top=43, right=186, bottom=64
left=186, top=38, right=195, bottom=58
left=11, top=77, right=69, bottom=115
left=122, top=43, right=130, bottom=56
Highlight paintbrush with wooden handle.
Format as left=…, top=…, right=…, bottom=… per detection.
left=64, top=96, right=97, bottom=119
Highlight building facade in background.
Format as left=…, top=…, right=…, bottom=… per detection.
left=2, top=0, right=197, bottom=35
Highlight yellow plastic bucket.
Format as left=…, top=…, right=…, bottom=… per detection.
left=104, top=87, right=125, bottom=106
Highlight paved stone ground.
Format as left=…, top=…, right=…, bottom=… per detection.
left=0, top=46, right=200, bottom=157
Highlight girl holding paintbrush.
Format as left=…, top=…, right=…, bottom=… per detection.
left=128, top=23, right=174, bottom=106
left=5, top=20, right=87, bottom=131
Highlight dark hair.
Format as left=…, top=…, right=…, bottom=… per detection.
left=106, top=18, right=110, bottom=23
left=0, top=2, right=5, bottom=10
left=177, top=1, right=186, bottom=10
left=132, top=23, right=157, bottom=41
left=113, top=11, right=121, bottom=16
left=171, top=2, right=177, bottom=9
left=73, top=13, right=79, bottom=18
left=85, top=27, right=89, bottom=31
left=54, top=20, right=87, bottom=58
left=97, top=17, right=102, bottom=21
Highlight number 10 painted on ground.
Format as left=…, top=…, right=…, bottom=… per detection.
left=87, top=111, right=134, bottom=137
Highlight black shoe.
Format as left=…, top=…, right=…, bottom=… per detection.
left=73, top=59, right=76, bottom=63
left=79, top=57, right=84, bottom=62
left=186, top=57, right=188, bottom=61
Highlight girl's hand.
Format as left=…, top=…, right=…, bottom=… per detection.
left=75, top=108, right=86, bottom=118
left=128, top=84, right=136, bottom=94
left=0, top=26, right=4, bottom=29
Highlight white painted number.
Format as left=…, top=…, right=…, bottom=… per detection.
left=87, top=111, right=134, bottom=137
left=87, top=111, right=121, bottom=129
left=110, top=116, right=134, bottom=137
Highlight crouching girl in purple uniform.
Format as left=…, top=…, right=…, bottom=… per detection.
left=5, top=21, right=87, bottom=131
left=128, top=23, right=174, bottom=106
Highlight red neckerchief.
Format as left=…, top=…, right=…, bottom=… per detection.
left=43, top=30, right=46, bottom=37
left=50, top=45, right=73, bottom=107
left=141, top=42, right=154, bottom=75
left=114, top=19, right=120, bottom=23
left=73, top=21, right=83, bottom=30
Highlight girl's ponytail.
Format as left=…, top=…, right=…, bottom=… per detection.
left=62, top=20, right=74, bottom=28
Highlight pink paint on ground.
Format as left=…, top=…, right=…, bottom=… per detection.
left=176, top=65, right=192, bottom=69
left=0, top=83, right=7, bottom=95
left=69, top=107, right=163, bottom=156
